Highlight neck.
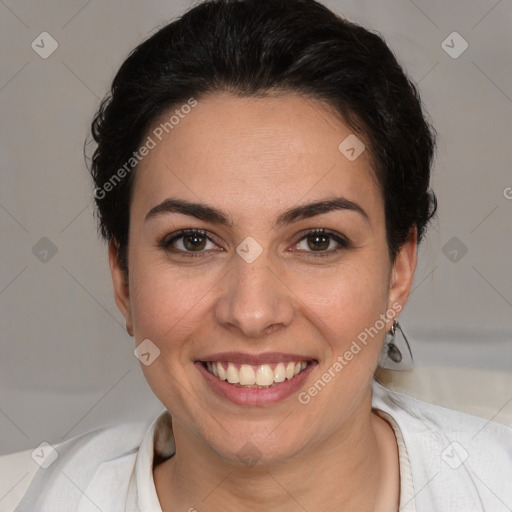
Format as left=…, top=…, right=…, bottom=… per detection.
left=154, top=390, right=399, bottom=512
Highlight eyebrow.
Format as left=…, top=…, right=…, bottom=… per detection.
left=144, top=196, right=369, bottom=227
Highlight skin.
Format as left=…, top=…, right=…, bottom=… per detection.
left=109, top=92, right=417, bottom=511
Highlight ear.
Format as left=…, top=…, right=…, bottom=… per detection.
left=108, top=240, right=134, bottom=336
left=386, top=226, right=418, bottom=326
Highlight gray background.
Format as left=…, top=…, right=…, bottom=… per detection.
left=1, top=0, right=511, bottom=455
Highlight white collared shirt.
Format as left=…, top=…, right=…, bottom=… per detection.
left=2, top=379, right=511, bottom=511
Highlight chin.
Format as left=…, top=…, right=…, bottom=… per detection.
left=201, top=420, right=310, bottom=468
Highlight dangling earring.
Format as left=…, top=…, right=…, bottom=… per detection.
left=378, top=319, right=414, bottom=370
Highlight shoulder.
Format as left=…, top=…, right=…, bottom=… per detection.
left=372, top=379, right=512, bottom=511
left=0, top=415, right=161, bottom=512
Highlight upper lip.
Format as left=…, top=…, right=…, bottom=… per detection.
left=197, top=352, right=316, bottom=365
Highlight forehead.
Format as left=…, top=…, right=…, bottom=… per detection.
left=131, top=92, right=382, bottom=224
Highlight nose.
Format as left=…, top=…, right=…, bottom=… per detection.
left=214, top=250, right=296, bottom=339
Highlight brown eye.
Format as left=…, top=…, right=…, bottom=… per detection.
left=306, top=232, right=330, bottom=251
left=182, top=232, right=207, bottom=251
left=294, top=229, right=350, bottom=256
left=160, top=229, right=218, bottom=256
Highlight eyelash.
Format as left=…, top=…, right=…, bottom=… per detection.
left=158, top=228, right=350, bottom=258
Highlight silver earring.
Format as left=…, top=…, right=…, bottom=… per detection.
left=378, top=319, right=414, bottom=371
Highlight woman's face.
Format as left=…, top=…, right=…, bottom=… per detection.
left=110, top=92, right=416, bottom=464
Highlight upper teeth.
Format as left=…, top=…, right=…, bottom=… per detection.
left=205, top=361, right=308, bottom=387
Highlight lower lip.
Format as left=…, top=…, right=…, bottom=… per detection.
left=195, top=361, right=316, bottom=406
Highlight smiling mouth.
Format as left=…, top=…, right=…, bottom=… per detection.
left=201, top=360, right=312, bottom=388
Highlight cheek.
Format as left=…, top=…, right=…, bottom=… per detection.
left=290, top=263, right=391, bottom=418
left=128, top=263, right=215, bottom=411
left=294, top=259, right=390, bottom=355
left=130, top=266, right=212, bottom=344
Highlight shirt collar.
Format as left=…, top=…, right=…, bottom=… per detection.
left=126, top=408, right=171, bottom=512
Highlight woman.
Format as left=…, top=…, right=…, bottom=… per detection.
left=4, top=0, right=512, bottom=511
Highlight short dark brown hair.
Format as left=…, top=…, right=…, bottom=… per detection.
left=89, top=0, right=437, bottom=273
